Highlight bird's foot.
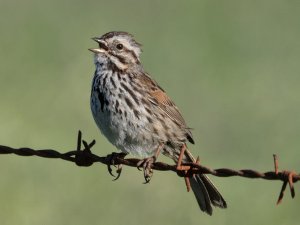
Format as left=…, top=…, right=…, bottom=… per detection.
left=137, top=156, right=156, bottom=183
left=106, top=152, right=127, bottom=181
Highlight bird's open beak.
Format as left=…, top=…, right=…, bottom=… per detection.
left=89, top=37, right=108, bottom=53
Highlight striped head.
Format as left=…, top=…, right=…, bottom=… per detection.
left=89, top=31, right=142, bottom=71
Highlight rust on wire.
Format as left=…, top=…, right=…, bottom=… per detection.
left=0, top=130, right=299, bottom=205
left=273, top=154, right=279, bottom=174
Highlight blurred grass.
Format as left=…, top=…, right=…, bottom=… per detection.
left=1, top=0, right=300, bottom=224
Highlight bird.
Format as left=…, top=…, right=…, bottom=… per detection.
left=89, top=31, right=227, bottom=215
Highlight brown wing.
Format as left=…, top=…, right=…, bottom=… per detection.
left=139, top=73, right=194, bottom=144
left=150, top=89, right=186, bottom=126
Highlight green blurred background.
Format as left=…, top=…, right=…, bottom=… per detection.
left=1, top=0, right=300, bottom=224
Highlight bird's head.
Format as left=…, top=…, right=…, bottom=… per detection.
left=89, top=31, right=142, bottom=71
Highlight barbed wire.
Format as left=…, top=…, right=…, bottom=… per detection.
left=0, top=130, right=298, bottom=205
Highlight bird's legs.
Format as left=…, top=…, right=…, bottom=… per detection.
left=106, top=152, right=128, bottom=180
left=137, top=143, right=164, bottom=183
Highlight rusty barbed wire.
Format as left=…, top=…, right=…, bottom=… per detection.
left=0, top=130, right=299, bottom=204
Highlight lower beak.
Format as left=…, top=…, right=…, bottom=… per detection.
left=88, top=48, right=106, bottom=54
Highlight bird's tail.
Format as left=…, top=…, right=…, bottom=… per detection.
left=184, top=149, right=227, bottom=215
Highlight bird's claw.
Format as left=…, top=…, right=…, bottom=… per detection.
left=137, top=156, right=156, bottom=183
left=106, top=152, right=127, bottom=180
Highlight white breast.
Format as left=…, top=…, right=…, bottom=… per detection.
left=90, top=70, right=159, bottom=158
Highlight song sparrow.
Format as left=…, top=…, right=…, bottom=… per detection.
left=89, top=31, right=227, bottom=215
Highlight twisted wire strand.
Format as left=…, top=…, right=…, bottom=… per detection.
left=0, top=131, right=298, bottom=204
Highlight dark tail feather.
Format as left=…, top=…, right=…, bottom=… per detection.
left=190, top=174, right=227, bottom=215
left=189, top=175, right=213, bottom=214
left=185, top=150, right=227, bottom=215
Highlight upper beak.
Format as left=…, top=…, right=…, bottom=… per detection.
left=88, top=37, right=108, bottom=53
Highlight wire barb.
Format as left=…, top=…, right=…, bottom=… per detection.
left=0, top=130, right=299, bottom=205
left=273, top=154, right=297, bottom=205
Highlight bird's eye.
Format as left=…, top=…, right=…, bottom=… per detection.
left=116, top=43, right=123, bottom=50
